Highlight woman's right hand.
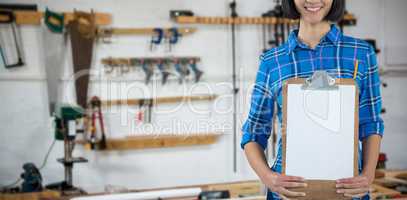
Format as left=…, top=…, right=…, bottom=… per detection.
left=261, top=171, right=308, bottom=200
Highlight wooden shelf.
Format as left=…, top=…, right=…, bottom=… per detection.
left=78, top=133, right=222, bottom=150
left=101, top=56, right=201, bottom=66
left=175, top=16, right=297, bottom=25
left=0, top=190, right=60, bottom=200
left=4, top=10, right=111, bottom=25
left=97, top=27, right=197, bottom=37
left=102, top=95, right=218, bottom=107
left=174, top=13, right=356, bottom=25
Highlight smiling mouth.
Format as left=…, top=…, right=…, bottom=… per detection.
left=305, top=6, right=322, bottom=12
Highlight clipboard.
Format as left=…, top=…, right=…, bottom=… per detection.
left=281, top=71, right=359, bottom=200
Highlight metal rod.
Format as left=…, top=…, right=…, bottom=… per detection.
left=230, top=0, right=239, bottom=173
left=11, top=23, right=22, bottom=61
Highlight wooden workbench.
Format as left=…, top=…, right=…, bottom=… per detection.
left=51, top=180, right=262, bottom=200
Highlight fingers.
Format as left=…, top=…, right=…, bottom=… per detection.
left=280, top=181, right=308, bottom=188
left=337, top=188, right=369, bottom=198
left=278, top=187, right=306, bottom=197
left=337, top=188, right=369, bottom=194
left=336, top=181, right=368, bottom=189
left=280, top=175, right=305, bottom=182
left=279, top=194, right=290, bottom=200
left=337, top=176, right=368, bottom=184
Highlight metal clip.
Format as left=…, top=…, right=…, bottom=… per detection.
left=301, top=70, right=338, bottom=90
left=150, top=28, right=163, bottom=51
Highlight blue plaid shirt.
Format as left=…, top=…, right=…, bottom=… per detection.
left=241, top=25, right=384, bottom=200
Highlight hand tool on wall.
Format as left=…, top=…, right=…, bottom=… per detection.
left=187, top=58, right=203, bottom=83
left=167, top=27, right=180, bottom=51
left=140, top=59, right=154, bottom=84
left=67, top=11, right=96, bottom=108
left=147, top=99, right=153, bottom=123
left=135, top=99, right=153, bottom=124
left=102, top=57, right=202, bottom=84
left=261, top=10, right=275, bottom=51
left=0, top=10, right=14, bottom=23
left=0, top=10, right=25, bottom=69
left=44, top=8, right=64, bottom=33
left=104, top=95, right=218, bottom=126
left=87, top=96, right=107, bottom=150
left=267, top=1, right=285, bottom=47
left=150, top=28, right=163, bottom=51
left=42, top=9, right=111, bottom=115
left=97, top=27, right=196, bottom=47
left=0, top=3, right=37, bottom=11
left=229, top=0, right=239, bottom=173
left=261, top=23, right=267, bottom=52
left=156, top=58, right=171, bottom=85
left=5, top=9, right=110, bottom=26
left=170, top=10, right=194, bottom=20
left=137, top=99, right=145, bottom=123
left=174, top=58, right=190, bottom=84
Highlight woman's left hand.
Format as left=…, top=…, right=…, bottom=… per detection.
left=336, top=175, right=373, bottom=198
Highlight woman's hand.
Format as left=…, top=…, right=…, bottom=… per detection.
left=261, top=171, right=307, bottom=200
left=336, top=174, right=373, bottom=198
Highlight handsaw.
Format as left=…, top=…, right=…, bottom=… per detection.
left=67, top=10, right=96, bottom=108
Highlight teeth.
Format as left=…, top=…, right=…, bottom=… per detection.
left=306, top=7, right=321, bottom=12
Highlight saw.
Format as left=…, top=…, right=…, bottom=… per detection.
left=67, top=11, right=96, bottom=108
left=0, top=10, right=25, bottom=69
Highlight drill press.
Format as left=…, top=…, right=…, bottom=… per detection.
left=46, top=104, right=88, bottom=194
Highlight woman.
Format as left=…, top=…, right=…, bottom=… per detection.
left=241, top=0, right=384, bottom=199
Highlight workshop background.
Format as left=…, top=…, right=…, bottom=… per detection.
left=0, top=0, right=406, bottom=198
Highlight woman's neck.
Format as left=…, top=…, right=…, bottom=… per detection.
left=298, top=20, right=331, bottom=49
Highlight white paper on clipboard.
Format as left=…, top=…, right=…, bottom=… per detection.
left=283, top=71, right=358, bottom=180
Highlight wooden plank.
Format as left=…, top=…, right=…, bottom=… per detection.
left=204, top=181, right=261, bottom=198
left=101, top=95, right=218, bottom=107
left=54, top=181, right=261, bottom=200
left=101, top=57, right=201, bottom=66
left=64, top=12, right=111, bottom=26
left=14, top=11, right=42, bottom=25
left=77, top=133, right=222, bottom=150
left=378, top=170, right=407, bottom=179
left=97, top=27, right=197, bottom=37
left=0, top=190, right=60, bottom=200
left=106, top=134, right=221, bottom=150
left=175, top=14, right=355, bottom=25
left=370, top=184, right=401, bottom=200
left=9, top=11, right=111, bottom=25
left=175, top=16, right=297, bottom=25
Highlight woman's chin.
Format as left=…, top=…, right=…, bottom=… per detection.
left=302, top=16, right=326, bottom=24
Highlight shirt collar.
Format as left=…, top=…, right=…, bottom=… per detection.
left=286, top=24, right=342, bottom=54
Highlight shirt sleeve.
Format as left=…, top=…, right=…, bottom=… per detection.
left=241, top=57, right=274, bottom=150
left=358, top=46, right=384, bottom=141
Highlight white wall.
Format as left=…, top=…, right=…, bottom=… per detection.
left=0, top=0, right=406, bottom=193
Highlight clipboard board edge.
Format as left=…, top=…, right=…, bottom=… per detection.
left=281, top=78, right=359, bottom=177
